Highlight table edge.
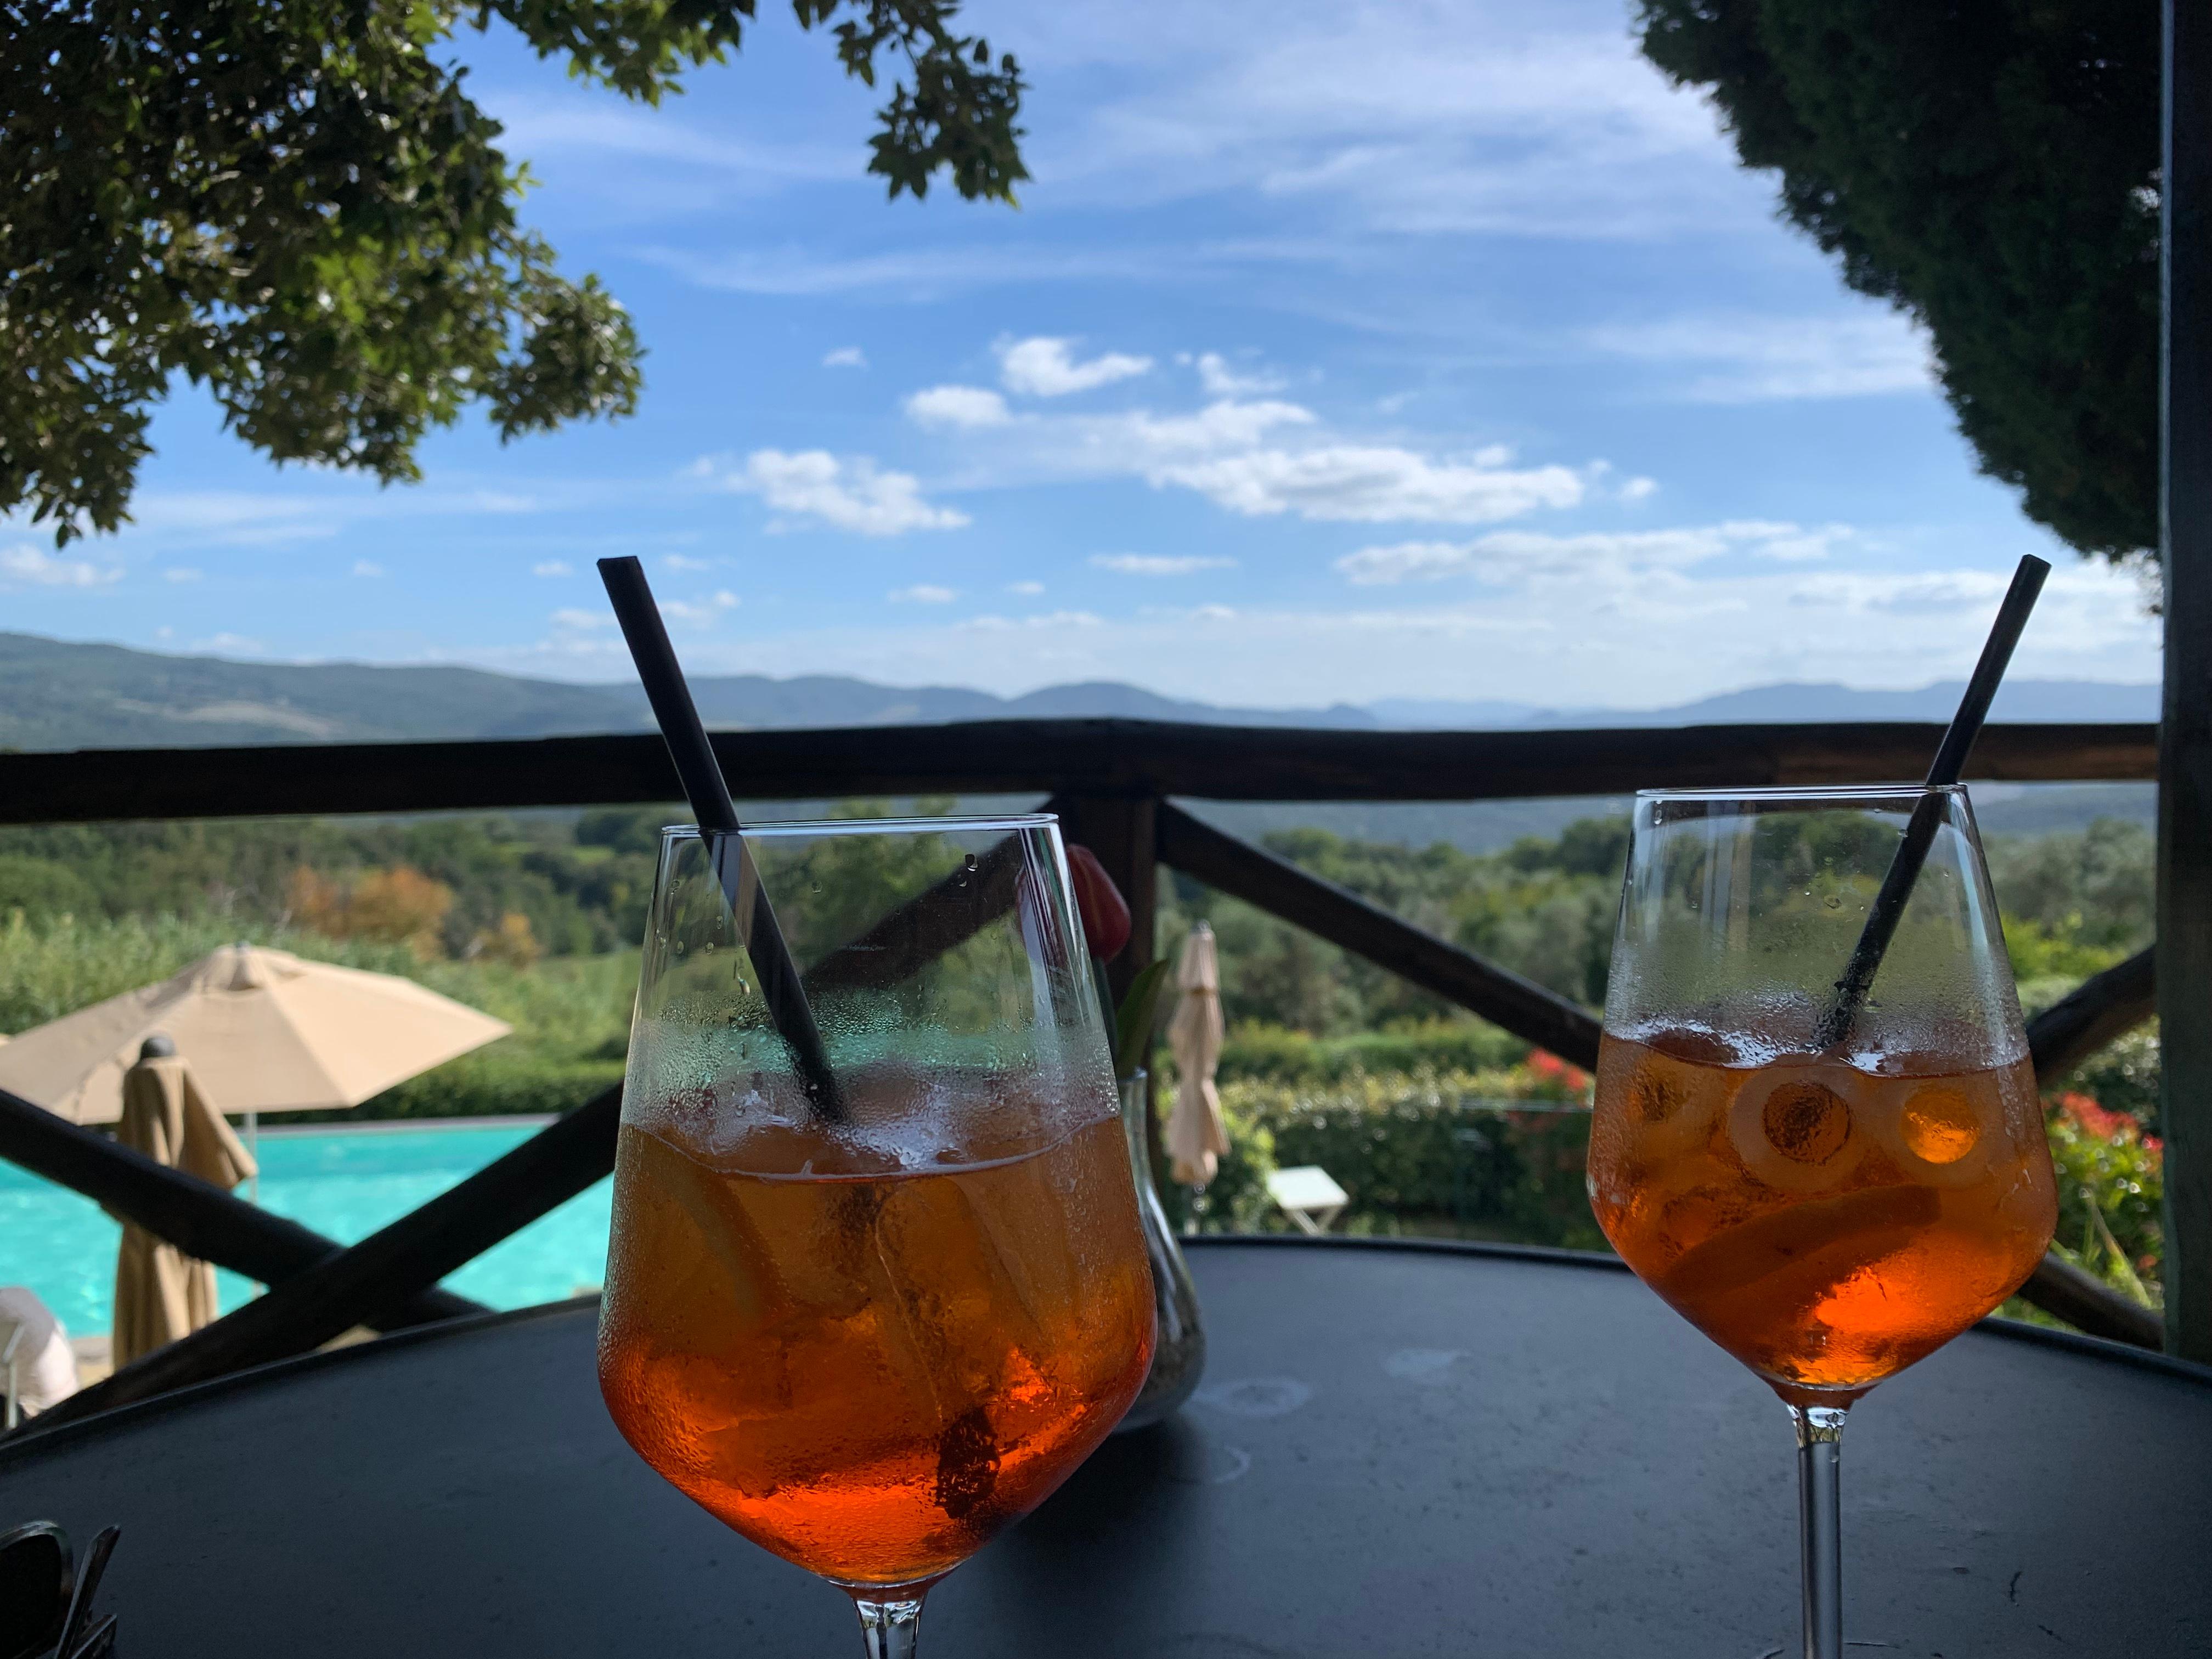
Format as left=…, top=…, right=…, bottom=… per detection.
left=7, top=1239, right=2204, bottom=1466
left=0, top=1295, right=603, bottom=1469
left=1183, top=1233, right=2212, bottom=1386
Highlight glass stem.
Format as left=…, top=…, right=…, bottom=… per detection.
left=853, top=1596, right=925, bottom=1659
left=1790, top=1405, right=1847, bottom=1659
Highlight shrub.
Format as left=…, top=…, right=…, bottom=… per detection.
left=1161, top=1066, right=1602, bottom=1250
left=469, top=911, right=544, bottom=967
left=1215, top=1020, right=1531, bottom=1085
left=290, top=864, right=456, bottom=956
left=0, top=856, right=95, bottom=918
left=2061, top=1025, right=2163, bottom=1131
left=2045, top=1093, right=2163, bottom=1305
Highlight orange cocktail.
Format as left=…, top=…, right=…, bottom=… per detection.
left=600, top=1088, right=1154, bottom=1587
left=1595, top=782, right=2060, bottom=1658
left=1589, top=1028, right=2055, bottom=1405
left=596, top=810, right=1159, bottom=1659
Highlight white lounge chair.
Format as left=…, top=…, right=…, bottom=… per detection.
left=0, top=1285, right=80, bottom=1426
left=1266, top=1165, right=1348, bottom=1235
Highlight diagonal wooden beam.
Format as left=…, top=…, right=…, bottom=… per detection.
left=2016, top=947, right=2168, bottom=1349
left=2026, top=948, right=2157, bottom=1084
left=1159, top=806, right=2165, bottom=1351
left=803, top=832, right=1026, bottom=995
left=0, top=1088, right=479, bottom=1331
left=29, top=1086, right=621, bottom=1431
left=1156, top=800, right=1602, bottom=1068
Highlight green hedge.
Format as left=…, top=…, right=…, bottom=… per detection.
left=1163, top=1068, right=1602, bottom=1250
left=1216, top=1020, right=1534, bottom=1085
left=354, top=1060, right=625, bottom=1121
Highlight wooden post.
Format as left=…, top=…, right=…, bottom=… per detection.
left=1048, top=795, right=1160, bottom=1004
left=1043, top=793, right=1164, bottom=1172
left=2160, top=0, right=2212, bottom=1363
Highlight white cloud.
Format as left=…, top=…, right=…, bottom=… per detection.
left=961, top=609, right=1107, bottom=631
left=1006, top=580, right=1046, bottom=595
left=904, top=368, right=1589, bottom=528
left=696, top=450, right=969, bottom=535
left=1335, top=521, right=1842, bottom=585
left=163, top=567, right=204, bottom=583
left=0, top=544, right=123, bottom=588
left=1073, top=398, right=1319, bottom=465
left=623, top=552, right=2153, bottom=710
left=1163, top=446, right=1583, bottom=523
left=662, top=553, right=712, bottom=572
left=1195, top=352, right=1286, bottom=396
left=532, top=560, right=573, bottom=578
left=890, top=584, right=958, bottom=604
left=822, top=346, right=868, bottom=369
left=1621, top=477, right=1659, bottom=503
left=1583, top=312, right=1935, bottom=402
left=663, top=590, right=741, bottom=624
left=906, top=385, right=1013, bottom=430
left=1785, top=570, right=2012, bottom=615
left=192, top=632, right=264, bottom=655
left=1091, top=554, right=1238, bottom=575
left=1016, top=5, right=1770, bottom=241
left=550, top=607, right=611, bottom=631
left=998, top=337, right=1154, bottom=397
left=639, top=243, right=1172, bottom=298
left=352, top=560, right=386, bottom=578
left=90, top=482, right=571, bottom=554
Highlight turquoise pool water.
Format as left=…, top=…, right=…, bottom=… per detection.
left=1, top=1121, right=612, bottom=1339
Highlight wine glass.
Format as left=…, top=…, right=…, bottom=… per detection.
left=1588, top=786, right=2057, bottom=1658
left=598, top=815, right=1156, bottom=1657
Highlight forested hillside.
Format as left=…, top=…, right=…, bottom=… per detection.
left=0, top=803, right=2153, bottom=1046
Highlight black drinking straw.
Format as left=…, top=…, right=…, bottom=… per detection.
left=1812, top=554, right=2051, bottom=1051
left=598, top=557, right=845, bottom=1120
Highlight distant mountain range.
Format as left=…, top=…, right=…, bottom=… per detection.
left=0, top=631, right=2160, bottom=752
left=0, top=633, right=2157, bottom=851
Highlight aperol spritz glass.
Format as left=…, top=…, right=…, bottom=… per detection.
left=1588, top=786, right=2056, bottom=1658
left=599, top=816, right=1155, bottom=1656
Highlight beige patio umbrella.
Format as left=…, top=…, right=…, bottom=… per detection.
left=0, top=943, right=511, bottom=1128
left=110, top=1041, right=256, bottom=1367
left=1165, top=922, right=1231, bottom=1187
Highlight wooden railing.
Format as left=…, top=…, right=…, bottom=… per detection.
left=0, top=717, right=2169, bottom=1430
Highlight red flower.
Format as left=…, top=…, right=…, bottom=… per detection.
left=2057, top=1092, right=2141, bottom=1143
left=1065, top=845, right=1132, bottom=961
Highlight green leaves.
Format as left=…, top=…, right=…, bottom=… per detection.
left=1, top=0, right=1026, bottom=543
left=1089, top=953, right=1173, bottom=1081
left=1113, top=957, right=1173, bottom=1081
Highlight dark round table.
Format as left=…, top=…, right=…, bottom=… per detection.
left=7, top=1238, right=2209, bottom=1657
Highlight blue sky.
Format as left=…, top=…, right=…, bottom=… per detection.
left=1, top=0, right=2162, bottom=707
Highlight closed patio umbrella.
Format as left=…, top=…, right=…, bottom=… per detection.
left=1165, top=923, right=1230, bottom=1187
left=110, top=1039, right=256, bottom=1368
left=0, top=943, right=510, bottom=1126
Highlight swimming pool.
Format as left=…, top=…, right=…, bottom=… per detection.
left=2, top=1120, right=612, bottom=1339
